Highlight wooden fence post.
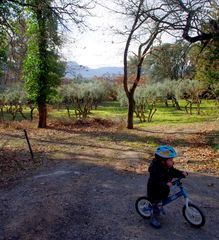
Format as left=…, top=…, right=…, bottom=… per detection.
left=23, top=129, right=34, bottom=159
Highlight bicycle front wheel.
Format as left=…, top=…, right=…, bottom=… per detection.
left=135, top=197, right=152, bottom=219
left=182, top=203, right=205, bottom=228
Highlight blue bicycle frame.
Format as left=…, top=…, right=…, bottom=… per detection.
left=136, top=176, right=206, bottom=227
left=162, top=178, right=189, bottom=208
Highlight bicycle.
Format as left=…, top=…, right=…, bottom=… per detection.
left=135, top=177, right=205, bottom=228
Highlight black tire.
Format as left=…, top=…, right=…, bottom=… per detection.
left=135, top=196, right=152, bottom=219
left=182, top=203, right=205, bottom=228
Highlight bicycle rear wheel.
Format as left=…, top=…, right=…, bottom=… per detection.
left=135, top=197, right=152, bottom=219
left=182, top=203, right=205, bottom=227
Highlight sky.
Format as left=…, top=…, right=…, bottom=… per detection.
left=60, top=1, right=175, bottom=69
left=61, top=2, right=125, bottom=69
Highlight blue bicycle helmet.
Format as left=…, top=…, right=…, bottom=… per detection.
left=155, top=145, right=177, bottom=159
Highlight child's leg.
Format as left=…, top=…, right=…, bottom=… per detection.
left=152, top=201, right=160, bottom=214
left=150, top=201, right=161, bottom=228
left=148, top=187, right=170, bottom=229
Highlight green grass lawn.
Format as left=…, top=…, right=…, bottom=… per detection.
left=1, top=100, right=218, bottom=126
left=92, top=100, right=219, bottom=126
left=91, top=101, right=127, bottom=119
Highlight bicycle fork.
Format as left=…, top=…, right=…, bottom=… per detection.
left=182, top=187, right=195, bottom=215
left=181, top=187, right=192, bottom=209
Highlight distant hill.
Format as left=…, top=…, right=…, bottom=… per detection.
left=65, top=61, right=123, bottom=79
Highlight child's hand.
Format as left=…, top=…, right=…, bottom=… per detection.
left=167, top=182, right=173, bottom=187
left=182, top=171, right=188, bottom=177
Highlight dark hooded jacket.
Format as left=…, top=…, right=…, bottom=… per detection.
left=147, top=159, right=184, bottom=202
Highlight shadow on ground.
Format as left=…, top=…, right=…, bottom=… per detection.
left=0, top=159, right=218, bottom=240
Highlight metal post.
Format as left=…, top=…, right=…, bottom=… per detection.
left=23, top=129, right=34, bottom=159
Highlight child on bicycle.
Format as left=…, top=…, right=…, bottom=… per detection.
left=147, top=145, right=188, bottom=229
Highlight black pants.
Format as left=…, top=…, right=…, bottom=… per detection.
left=147, top=184, right=170, bottom=203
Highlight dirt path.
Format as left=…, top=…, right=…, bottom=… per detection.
left=0, top=120, right=219, bottom=239
left=0, top=157, right=219, bottom=240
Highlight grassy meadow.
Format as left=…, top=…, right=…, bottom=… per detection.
left=92, top=100, right=219, bottom=126
left=1, top=100, right=219, bottom=126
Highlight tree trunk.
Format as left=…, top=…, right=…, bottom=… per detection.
left=38, top=102, right=47, bottom=128
left=172, top=96, right=181, bottom=110
left=0, top=108, right=4, bottom=120
left=127, top=93, right=135, bottom=129
left=165, top=99, right=168, bottom=107
left=30, top=107, right=35, bottom=121
left=66, top=106, right=71, bottom=118
left=36, top=5, right=48, bottom=128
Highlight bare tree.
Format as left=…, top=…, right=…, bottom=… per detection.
left=115, top=0, right=176, bottom=128
left=168, top=0, right=219, bottom=44
left=115, top=0, right=217, bottom=129
left=2, top=0, right=95, bottom=28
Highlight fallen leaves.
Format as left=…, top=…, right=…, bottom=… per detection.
left=0, top=119, right=218, bottom=187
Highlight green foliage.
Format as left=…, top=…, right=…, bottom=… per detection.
left=23, top=1, right=64, bottom=104
left=58, top=80, right=108, bottom=119
left=0, top=84, right=28, bottom=120
left=23, top=42, right=40, bottom=101
left=118, top=78, right=210, bottom=120
left=0, top=3, right=27, bottom=84
left=193, top=43, right=219, bottom=96
left=158, top=79, right=178, bottom=99
left=0, top=32, right=8, bottom=79
left=117, top=84, right=159, bottom=122
left=117, top=87, right=128, bottom=107
left=4, top=84, right=26, bottom=105
left=143, top=41, right=193, bottom=82
left=176, top=79, right=203, bottom=99
left=0, top=87, right=6, bottom=108
left=176, top=79, right=204, bottom=114
left=134, top=85, right=158, bottom=122
left=0, top=1, right=22, bottom=27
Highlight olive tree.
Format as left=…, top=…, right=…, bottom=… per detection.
left=134, top=85, right=158, bottom=122
left=4, top=84, right=27, bottom=120
left=176, top=79, right=204, bottom=115
left=157, top=79, right=181, bottom=110
left=58, top=80, right=107, bottom=119
left=117, top=84, right=158, bottom=122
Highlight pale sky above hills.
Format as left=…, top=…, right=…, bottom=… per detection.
left=61, top=2, right=125, bottom=68
left=61, top=1, right=175, bottom=69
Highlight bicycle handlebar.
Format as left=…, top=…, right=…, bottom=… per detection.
left=172, top=176, right=185, bottom=186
